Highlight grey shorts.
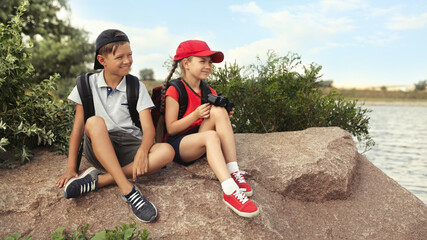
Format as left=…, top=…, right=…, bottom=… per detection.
left=83, top=131, right=141, bottom=171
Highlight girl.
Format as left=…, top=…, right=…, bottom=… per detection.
left=161, top=40, right=259, bottom=218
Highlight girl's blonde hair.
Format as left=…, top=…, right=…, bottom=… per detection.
left=155, top=57, right=191, bottom=143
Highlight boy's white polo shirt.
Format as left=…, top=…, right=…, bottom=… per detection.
left=68, top=70, right=154, bottom=139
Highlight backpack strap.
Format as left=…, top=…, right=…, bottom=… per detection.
left=75, top=72, right=94, bottom=173
left=76, top=73, right=95, bottom=123
left=126, top=74, right=141, bottom=130
left=169, top=78, right=188, bottom=120
left=200, top=80, right=212, bottom=104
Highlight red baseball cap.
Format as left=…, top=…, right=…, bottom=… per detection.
left=174, top=40, right=224, bottom=63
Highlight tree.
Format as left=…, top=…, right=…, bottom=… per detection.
left=30, top=28, right=93, bottom=98
left=139, top=68, right=155, bottom=81
left=1, top=0, right=93, bottom=94
left=317, top=80, right=333, bottom=88
left=1, top=0, right=70, bottom=40
left=414, top=80, right=427, bottom=91
left=0, top=1, right=75, bottom=168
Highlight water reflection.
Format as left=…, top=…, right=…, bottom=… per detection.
left=359, top=102, right=427, bottom=205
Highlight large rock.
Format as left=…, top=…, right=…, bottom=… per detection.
left=0, top=127, right=426, bottom=239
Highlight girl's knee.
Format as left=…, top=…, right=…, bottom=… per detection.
left=204, top=130, right=220, bottom=143
left=210, top=106, right=228, bottom=120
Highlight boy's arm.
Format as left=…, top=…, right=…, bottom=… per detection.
left=132, top=108, right=155, bottom=180
left=56, top=104, right=85, bottom=188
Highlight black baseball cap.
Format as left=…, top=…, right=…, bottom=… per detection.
left=94, top=29, right=130, bottom=70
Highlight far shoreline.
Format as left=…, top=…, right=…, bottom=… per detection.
left=357, top=100, right=427, bottom=107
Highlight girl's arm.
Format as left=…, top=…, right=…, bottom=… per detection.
left=164, top=96, right=210, bottom=135
left=56, top=104, right=85, bottom=188
left=132, top=108, right=155, bottom=180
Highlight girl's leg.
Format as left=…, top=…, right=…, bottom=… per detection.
left=97, top=143, right=174, bottom=187
left=179, top=130, right=230, bottom=183
left=199, top=106, right=253, bottom=196
left=199, top=106, right=237, bottom=163
left=178, top=110, right=258, bottom=217
left=85, top=116, right=133, bottom=195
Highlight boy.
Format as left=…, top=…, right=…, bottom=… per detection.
left=56, top=29, right=174, bottom=222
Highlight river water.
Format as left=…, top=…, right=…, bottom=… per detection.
left=359, top=102, right=427, bottom=205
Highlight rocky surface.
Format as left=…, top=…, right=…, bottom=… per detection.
left=0, top=127, right=426, bottom=239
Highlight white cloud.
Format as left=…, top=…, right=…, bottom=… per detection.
left=70, top=13, right=186, bottom=80
left=227, top=2, right=357, bottom=55
left=226, top=38, right=293, bottom=67
left=355, top=33, right=400, bottom=46
left=320, top=0, right=368, bottom=12
left=370, top=5, right=404, bottom=17
left=387, top=13, right=427, bottom=30
left=230, top=1, right=263, bottom=15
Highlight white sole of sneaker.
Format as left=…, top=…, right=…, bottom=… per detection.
left=244, top=190, right=253, bottom=197
left=64, top=167, right=97, bottom=198
left=223, top=199, right=260, bottom=218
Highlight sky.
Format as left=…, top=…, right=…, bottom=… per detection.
left=67, top=0, right=427, bottom=88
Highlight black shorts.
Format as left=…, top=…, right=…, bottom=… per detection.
left=166, top=127, right=200, bottom=166
left=84, top=131, right=141, bottom=171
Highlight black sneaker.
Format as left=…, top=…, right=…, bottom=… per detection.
left=64, top=167, right=101, bottom=199
left=121, top=185, right=157, bottom=222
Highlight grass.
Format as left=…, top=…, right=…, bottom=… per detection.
left=322, top=87, right=427, bottom=102
left=141, top=80, right=163, bottom=93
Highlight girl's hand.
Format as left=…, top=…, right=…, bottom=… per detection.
left=133, top=149, right=149, bottom=181
left=195, top=103, right=211, bottom=119
left=56, top=169, right=78, bottom=188
left=228, top=109, right=234, bottom=118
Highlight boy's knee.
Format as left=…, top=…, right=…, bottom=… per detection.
left=163, top=144, right=175, bottom=161
left=85, top=116, right=106, bottom=133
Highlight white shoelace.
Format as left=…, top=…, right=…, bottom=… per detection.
left=79, top=180, right=96, bottom=194
left=233, top=190, right=249, bottom=204
left=232, top=171, right=247, bottom=184
left=128, top=191, right=146, bottom=210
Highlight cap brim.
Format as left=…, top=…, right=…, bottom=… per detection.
left=195, top=50, right=224, bottom=63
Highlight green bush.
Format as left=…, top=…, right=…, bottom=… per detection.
left=210, top=51, right=374, bottom=151
left=0, top=1, right=74, bottom=168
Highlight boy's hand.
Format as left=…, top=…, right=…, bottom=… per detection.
left=56, top=169, right=78, bottom=188
left=133, top=149, right=149, bottom=181
left=195, top=103, right=211, bottom=119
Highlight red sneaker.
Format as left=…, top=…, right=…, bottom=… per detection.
left=223, top=190, right=259, bottom=218
left=231, top=171, right=253, bottom=197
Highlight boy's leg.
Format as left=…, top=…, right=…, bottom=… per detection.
left=85, top=116, right=159, bottom=222
left=85, top=116, right=133, bottom=195
left=198, top=106, right=237, bottom=163
left=97, top=143, right=174, bottom=188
